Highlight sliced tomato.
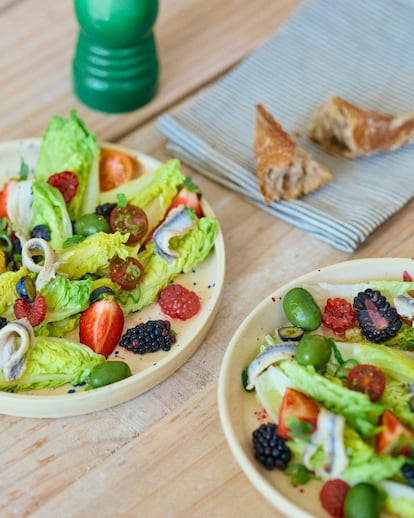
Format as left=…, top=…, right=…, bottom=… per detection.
left=47, top=171, right=79, bottom=203
left=376, top=410, right=414, bottom=456
left=109, top=256, right=144, bottom=290
left=346, top=364, right=386, bottom=402
left=0, top=180, right=17, bottom=218
left=109, top=204, right=148, bottom=244
left=99, top=148, right=136, bottom=191
left=278, top=387, right=319, bottom=439
left=169, top=186, right=203, bottom=218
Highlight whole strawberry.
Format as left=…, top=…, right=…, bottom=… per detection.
left=79, top=298, right=124, bottom=358
left=319, top=479, right=350, bottom=518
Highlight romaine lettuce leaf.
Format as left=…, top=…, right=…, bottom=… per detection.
left=40, top=274, right=92, bottom=323
left=99, top=159, right=185, bottom=235
left=57, top=231, right=129, bottom=279
left=117, top=216, right=217, bottom=314
left=0, top=336, right=105, bottom=392
left=30, top=180, right=73, bottom=251
left=376, top=480, right=414, bottom=518
left=34, top=110, right=100, bottom=220
left=276, top=360, right=384, bottom=437
left=0, top=267, right=29, bottom=315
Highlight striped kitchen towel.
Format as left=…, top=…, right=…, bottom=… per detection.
left=157, top=0, right=414, bottom=252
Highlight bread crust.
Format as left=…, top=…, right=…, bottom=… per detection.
left=309, top=96, right=414, bottom=157
left=253, top=104, right=332, bottom=203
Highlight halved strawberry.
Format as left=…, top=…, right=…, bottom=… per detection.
left=169, top=185, right=202, bottom=218
left=0, top=180, right=17, bottom=218
left=278, top=387, right=319, bottom=439
left=376, top=410, right=414, bottom=456
left=79, top=298, right=124, bottom=358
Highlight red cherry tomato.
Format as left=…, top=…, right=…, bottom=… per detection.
left=109, top=204, right=148, bottom=245
left=99, top=148, right=137, bottom=192
left=109, top=256, right=145, bottom=290
left=47, top=171, right=79, bottom=203
left=346, top=364, right=386, bottom=402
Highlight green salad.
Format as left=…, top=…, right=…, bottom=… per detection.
left=246, top=280, right=414, bottom=518
left=0, top=110, right=218, bottom=393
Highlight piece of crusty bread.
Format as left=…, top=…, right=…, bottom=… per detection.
left=253, top=104, right=332, bottom=203
left=308, top=96, right=414, bottom=157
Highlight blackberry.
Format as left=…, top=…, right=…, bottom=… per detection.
left=353, top=289, right=402, bottom=343
left=30, top=224, right=51, bottom=241
left=402, top=463, right=414, bottom=487
left=120, top=320, right=176, bottom=354
left=96, top=202, right=117, bottom=220
left=0, top=316, right=7, bottom=330
left=252, top=423, right=291, bottom=470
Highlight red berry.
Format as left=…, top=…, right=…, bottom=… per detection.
left=158, top=284, right=201, bottom=321
left=14, top=295, right=47, bottom=327
left=79, top=298, right=124, bottom=358
left=47, top=171, right=79, bottom=203
left=320, top=479, right=350, bottom=517
left=322, top=298, right=356, bottom=334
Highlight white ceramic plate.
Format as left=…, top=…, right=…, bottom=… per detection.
left=218, top=258, right=413, bottom=518
left=0, top=139, right=225, bottom=418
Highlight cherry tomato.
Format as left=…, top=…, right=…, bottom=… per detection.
left=99, top=148, right=135, bottom=191
left=346, top=364, right=386, bottom=402
left=109, top=204, right=148, bottom=244
left=47, top=171, right=79, bottom=202
left=109, top=256, right=145, bottom=290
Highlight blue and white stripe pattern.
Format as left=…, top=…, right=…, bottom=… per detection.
left=157, top=0, right=414, bottom=252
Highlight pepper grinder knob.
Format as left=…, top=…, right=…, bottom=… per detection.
left=73, top=0, right=159, bottom=113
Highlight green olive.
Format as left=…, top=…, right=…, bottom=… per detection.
left=88, top=361, right=132, bottom=388
left=74, top=213, right=110, bottom=236
left=295, top=334, right=331, bottom=371
left=344, top=482, right=381, bottom=518
left=283, top=287, right=322, bottom=331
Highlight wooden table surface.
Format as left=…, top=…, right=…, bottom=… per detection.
left=1, top=1, right=414, bottom=517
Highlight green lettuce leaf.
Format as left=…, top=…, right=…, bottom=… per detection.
left=40, top=274, right=93, bottom=323
left=117, top=216, right=217, bottom=314
left=277, top=360, right=384, bottom=437
left=35, top=110, right=100, bottom=220
left=99, top=159, right=185, bottom=235
left=0, top=267, right=29, bottom=315
left=57, top=231, right=129, bottom=279
left=376, top=480, right=414, bottom=518
left=334, top=341, right=414, bottom=384
left=0, top=336, right=105, bottom=392
left=30, top=180, right=73, bottom=251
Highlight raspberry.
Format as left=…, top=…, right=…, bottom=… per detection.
left=319, top=479, right=350, bottom=518
left=13, top=295, right=47, bottom=327
left=158, top=284, right=201, bottom=320
left=322, top=298, right=356, bottom=334
left=47, top=171, right=79, bottom=203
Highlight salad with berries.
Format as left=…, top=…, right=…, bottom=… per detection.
left=0, top=110, right=221, bottom=402
left=218, top=261, right=414, bottom=518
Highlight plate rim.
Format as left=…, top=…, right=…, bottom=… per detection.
left=217, top=257, right=414, bottom=518
left=0, top=138, right=226, bottom=418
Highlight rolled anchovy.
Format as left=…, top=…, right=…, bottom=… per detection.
left=394, top=294, right=414, bottom=325
left=22, top=237, right=60, bottom=290
left=153, top=206, right=196, bottom=262
left=246, top=343, right=297, bottom=390
left=0, top=318, right=34, bottom=381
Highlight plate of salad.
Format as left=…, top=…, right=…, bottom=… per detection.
left=218, top=258, right=414, bottom=518
left=0, top=110, right=225, bottom=418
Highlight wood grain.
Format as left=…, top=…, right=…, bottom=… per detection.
left=1, top=0, right=414, bottom=517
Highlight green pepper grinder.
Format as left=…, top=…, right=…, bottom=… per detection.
left=73, top=0, right=159, bottom=113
